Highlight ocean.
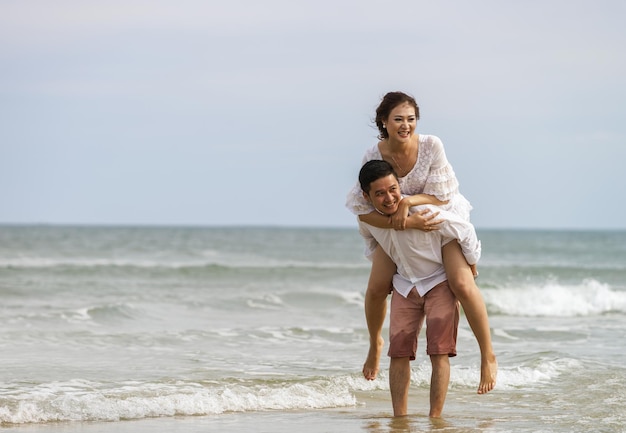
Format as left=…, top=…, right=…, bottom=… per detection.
left=1, top=226, right=625, bottom=432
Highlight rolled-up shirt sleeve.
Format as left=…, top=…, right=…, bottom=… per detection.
left=357, top=219, right=379, bottom=261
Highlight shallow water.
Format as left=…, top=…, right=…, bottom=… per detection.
left=1, top=226, right=625, bottom=431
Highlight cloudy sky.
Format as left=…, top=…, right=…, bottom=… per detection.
left=1, top=1, right=625, bottom=229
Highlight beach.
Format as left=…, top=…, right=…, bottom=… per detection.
left=1, top=226, right=625, bottom=432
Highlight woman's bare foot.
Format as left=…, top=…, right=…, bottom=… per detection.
left=362, top=336, right=384, bottom=380
left=477, top=355, right=497, bottom=394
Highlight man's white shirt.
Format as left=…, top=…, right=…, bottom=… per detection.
left=358, top=204, right=481, bottom=298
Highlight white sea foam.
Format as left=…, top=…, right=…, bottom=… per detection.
left=3, top=303, right=141, bottom=326
left=246, top=294, right=285, bottom=310
left=0, top=377, right=358, bottom=424
left=336, top=290, right=365, bottom=306
left=5, top=361, right=568, bottom=425
left=454, top=357, right=581, bottom=390
left=484, top=279, right=626, bottom=316
left=347, top=356, right=576, bottom=394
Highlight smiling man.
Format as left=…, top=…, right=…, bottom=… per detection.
left=357, top=159, right=481, bottom=418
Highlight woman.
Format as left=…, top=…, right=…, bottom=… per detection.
left=346, top=91, right=497, bottom=394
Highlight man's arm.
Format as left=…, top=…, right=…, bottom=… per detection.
left=357, top=219, right=380, bottom=262
left=359, top=193, right=445, bottom=231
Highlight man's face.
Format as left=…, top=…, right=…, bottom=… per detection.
left=363, top=174, right=401, bottom=216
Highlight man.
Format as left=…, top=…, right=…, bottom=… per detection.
left=357, top=159, right=481, bottom=418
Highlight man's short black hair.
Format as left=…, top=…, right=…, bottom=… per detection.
left=359, top=160, right=398, bottom=194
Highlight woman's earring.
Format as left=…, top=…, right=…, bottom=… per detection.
left=382, top=124, right=386, bottom=128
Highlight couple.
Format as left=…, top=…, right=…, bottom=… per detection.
left=346, top=91, right=497, bottom=418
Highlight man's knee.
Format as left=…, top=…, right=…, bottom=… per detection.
left=390, top=356, right=411, bottom=370
left=429, top=354, right=449, bottom=368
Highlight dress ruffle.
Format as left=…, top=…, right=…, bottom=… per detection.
left=423, top=164, right=460, bottom=202
left=346, top=135, right=473, bottom=221
left=345, top=184, right=375, bottom=216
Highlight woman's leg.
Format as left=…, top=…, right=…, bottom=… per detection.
left=363, top=245, right=396, bottom=380
left=442, top=241, right=497, bottom=394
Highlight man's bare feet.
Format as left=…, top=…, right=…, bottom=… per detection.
left=362, top=336, right=384, bottom=380
left=477, top=355, right=497, bottom=394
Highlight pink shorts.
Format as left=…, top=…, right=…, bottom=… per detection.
left=388, top=280, right=459, bottom=359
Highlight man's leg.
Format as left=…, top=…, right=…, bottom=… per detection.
left=423, top=280, right=458, bottom=418
left=389, top=357, right=411, bottom=417
left=388, top=288, right=424, bottom=416
left=442, top=241, right=497, bottom=394
left=429, top=355, right=450, bottom=418
left=363, top=245, right=396, bottom=380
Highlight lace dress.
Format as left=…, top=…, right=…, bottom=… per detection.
left=345, top=134, right=473, bottom=221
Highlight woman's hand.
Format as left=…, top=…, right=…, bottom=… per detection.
left=404, top=208, right=444, bottom=232
left=390, top=194, right=449, bottom=230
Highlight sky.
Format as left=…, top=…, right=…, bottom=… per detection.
left=1, top=0, right=625, bottom=229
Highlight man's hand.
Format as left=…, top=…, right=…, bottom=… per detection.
left=389, top=199, right=411, bottom=230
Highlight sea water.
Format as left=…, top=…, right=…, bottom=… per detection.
left=0, top=226, right=625, bottom=432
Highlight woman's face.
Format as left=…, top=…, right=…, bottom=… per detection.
left=385, top=102, right=417, bottom=143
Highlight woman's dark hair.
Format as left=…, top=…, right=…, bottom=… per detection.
left=359, top=160, right=398, bottom=194
left=374, top=91, right=420, bottom=140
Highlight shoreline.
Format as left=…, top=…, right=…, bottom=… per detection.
left=2, top=390, right=511, bottom=433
